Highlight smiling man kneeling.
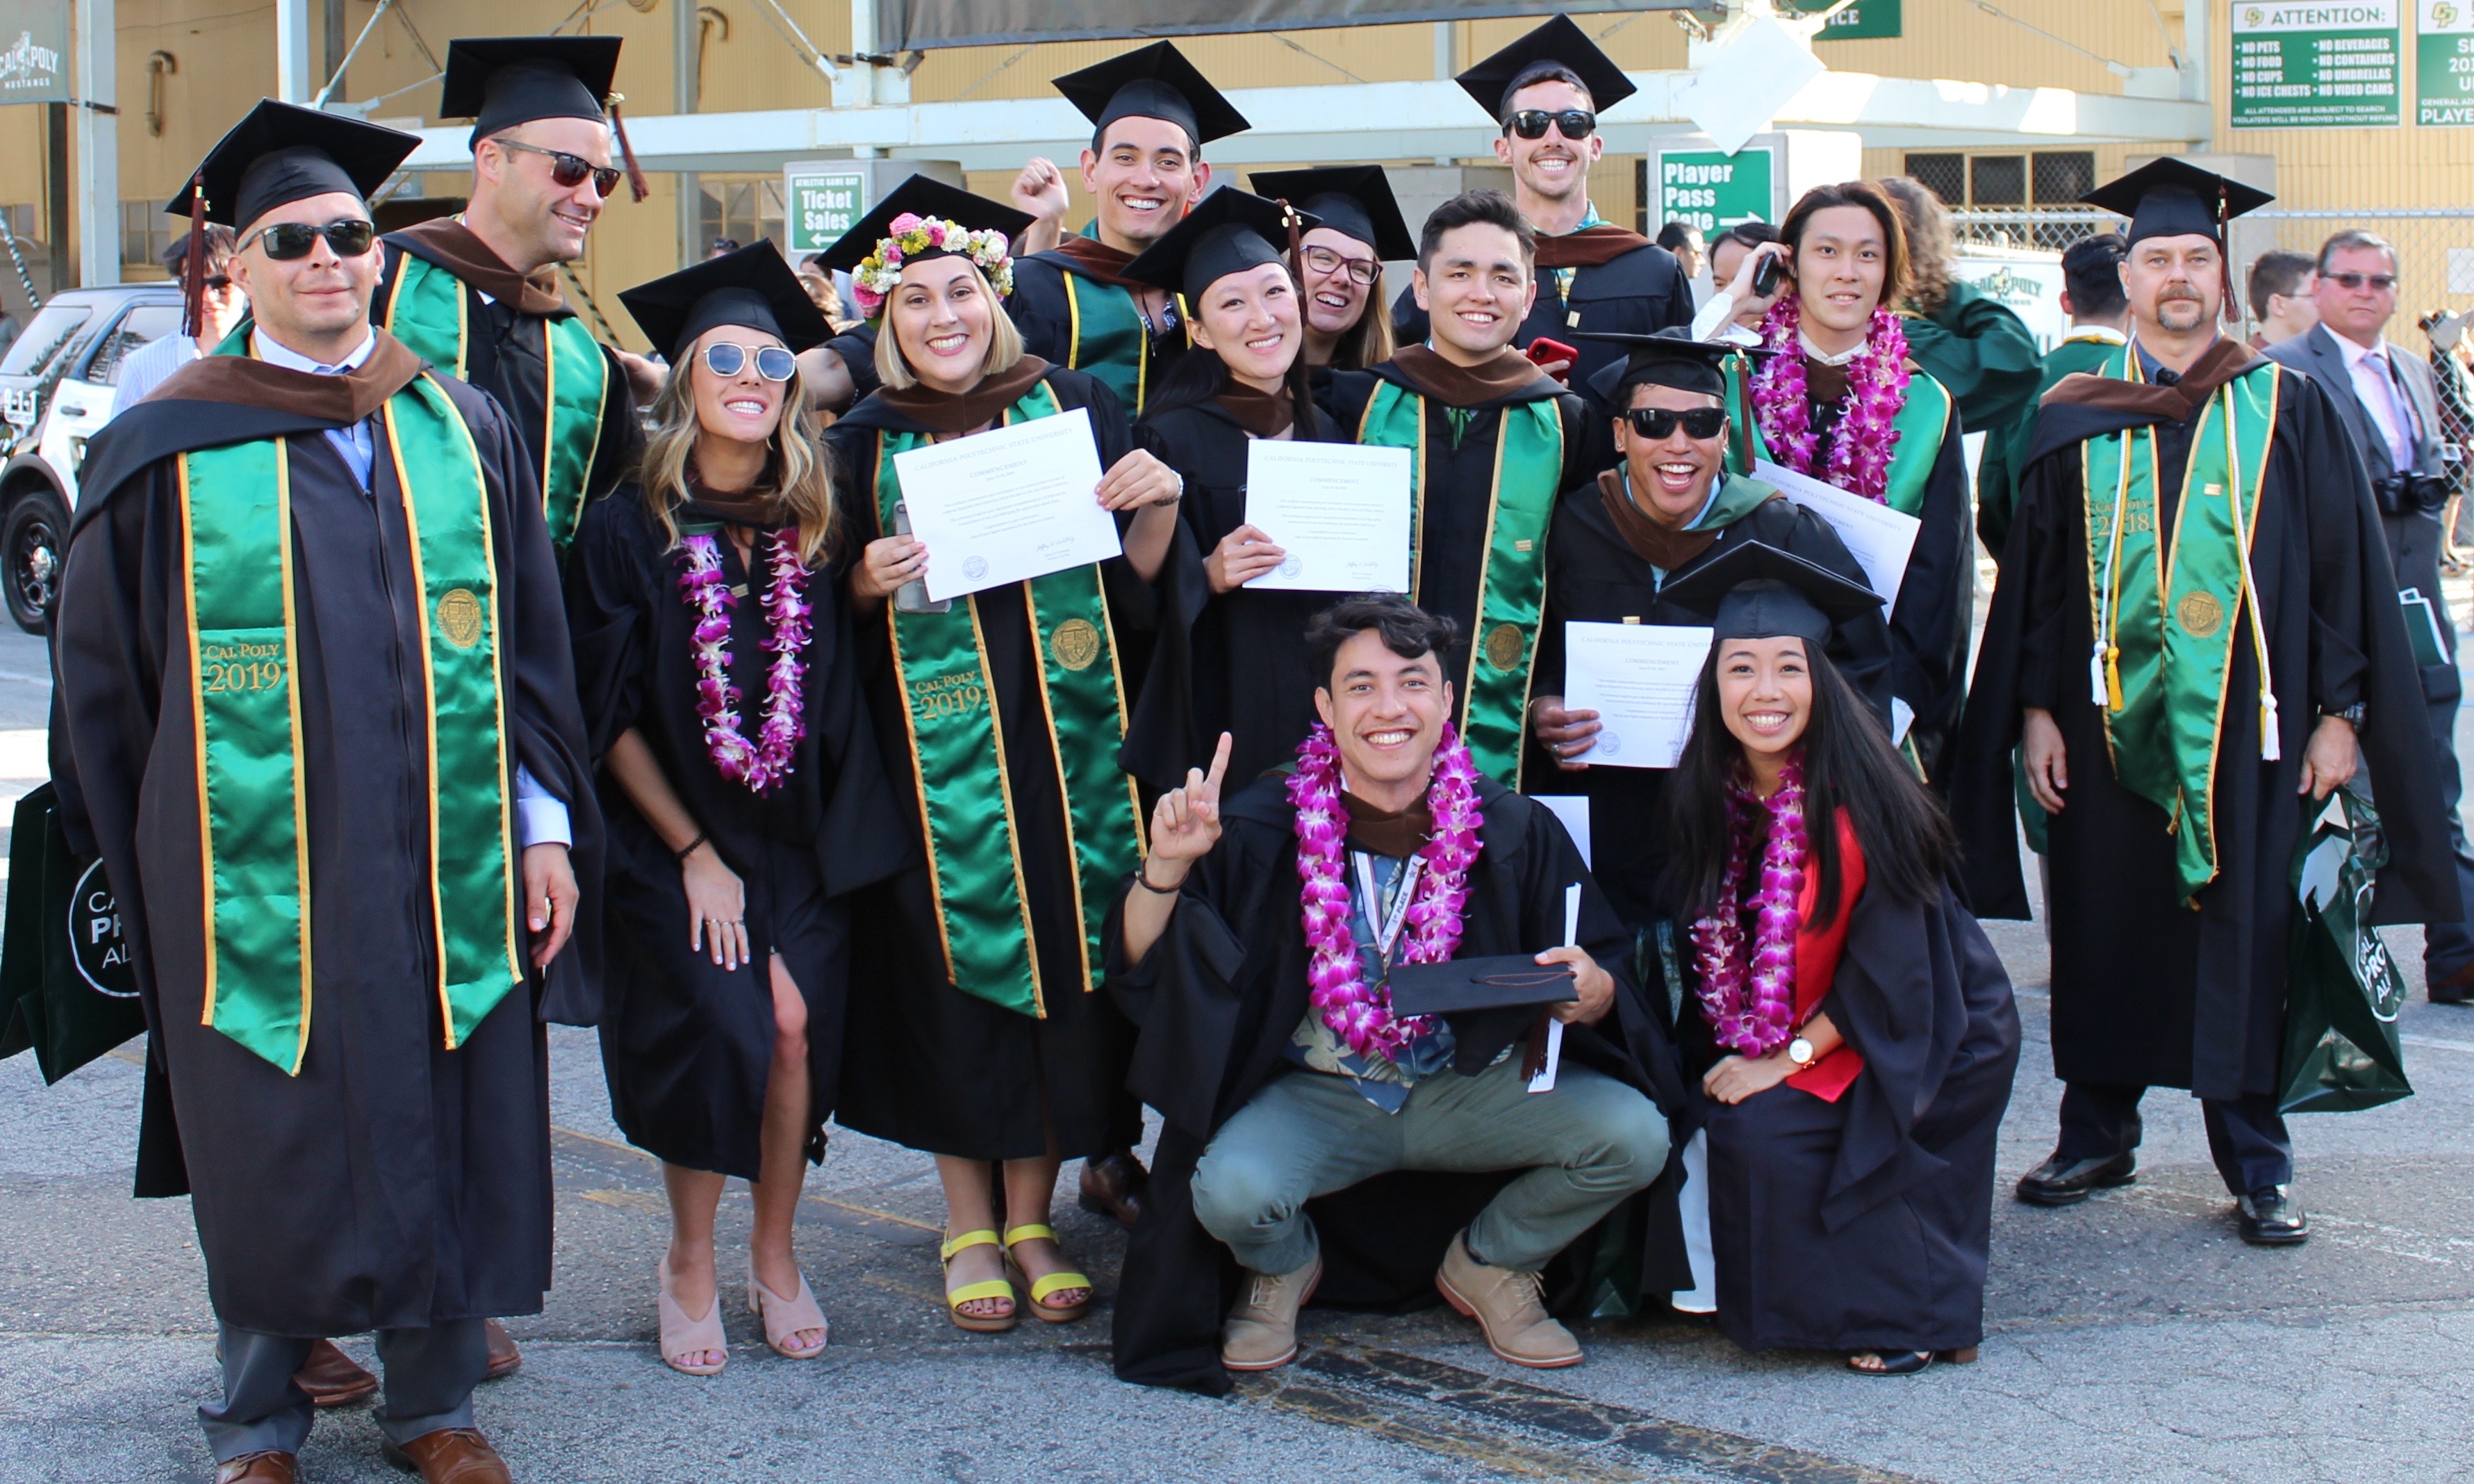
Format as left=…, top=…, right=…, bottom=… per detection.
left=1107, top=596, right=1679, bottom=1393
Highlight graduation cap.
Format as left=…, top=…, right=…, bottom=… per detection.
left=1455, top=14, right=1638, bottom=122
left=618, top=241, right=832, bottom=363
left=1248, top=165, right=1417, bottom=263
left=2080, top=157, right=2273, bottom=251
left=1052, top=40, right=1250, bottom=149
left=167, top=99, right=417, bottom=230
left=1578, top=329, right=1771, bottom=406
left=1121, top=188, right=1317, bottom=303
left=440, top=36, right=620, bottom=142
left=1387, top=954, right=1578, bottom=1018
left=1658, top=540, right=1883, bottom=646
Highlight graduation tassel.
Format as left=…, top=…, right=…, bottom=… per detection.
left=180, top=170, right=208, bottom=340
left=2090, top=643, right=2109, bottom=707
left=2105, top=645, right=2124, bottom=713
left=2261, top=690, right=2282, bottom=762
left=607, top=94, right=650, bottom=203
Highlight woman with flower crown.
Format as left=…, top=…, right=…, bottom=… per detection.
left=818, top=176, right=1196, bottom=1335
left=1653, top=543, right=2018, bottom=1377
left=567, top=245, right=909, bottom=1376
left=1700, top=181, right=1974, bottom=784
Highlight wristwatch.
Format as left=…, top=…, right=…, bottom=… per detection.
left=2320, top=702, right=2366, bottom=727
left=1786, top=1037, right=1816, bottom=1068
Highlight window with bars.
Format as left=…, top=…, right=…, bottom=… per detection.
left=122, top=200, right=172, bottom=273
left=1901, top=151, right=2095, bottom=208
left=699, top=178, right=786, bottom=256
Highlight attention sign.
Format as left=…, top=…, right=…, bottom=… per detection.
left=2232, top=1, right=2404, bottom=128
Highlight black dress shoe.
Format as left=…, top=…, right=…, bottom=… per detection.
left=1078, top=1150, right=1150, bottom=1229
left=2013, top=1151, right=2137, bottom=1206
left=2236, top=1187, right=2310, bottom=1246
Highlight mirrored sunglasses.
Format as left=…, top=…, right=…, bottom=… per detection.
left=703, top=343, right=800, bottom=381
left=238, top=219, right=376, bottom=261
left=1506, top=108, right=1597, bottom=140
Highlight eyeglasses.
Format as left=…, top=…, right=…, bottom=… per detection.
left=1299, top=244, right=1380, bottom=286
left=495, top=138, right=622, bottom=197
left=1622, top=406, right=1729, bottom=440
left=203, top=273, right=234, bottom=292
left=703, top=343, right=799, bottom=381
left=2327, top=271, right=2398, bottom=292
left=1505, top=108, right=1596, bottom=140
left=238, top=219, right=376, bottom=261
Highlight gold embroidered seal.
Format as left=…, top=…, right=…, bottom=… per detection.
left=2177, top=591, right=2223, bottom=639
left=437, top=588, right=484, bottom=649
left=1051, top=617, right=1101, bottom=672
left=1485, top=622, right=1524, bottom=671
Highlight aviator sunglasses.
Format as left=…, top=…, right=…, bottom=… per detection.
left=238, top=219, right=376, bottom=260
left=496, top=138, right=623, bottom=197
left=1622, top=406, right=1729, bottom=440
left=2325, top=271, right=2398, bottom=292
left=1505, top=108, right=1597, bottom=140
left=703, top=343, right=800, bottom=381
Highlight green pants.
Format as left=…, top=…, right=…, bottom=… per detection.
left=1191, top=1056, right=1668, bottom=1276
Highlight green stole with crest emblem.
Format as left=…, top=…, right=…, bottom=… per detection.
left=178, top=337, right=520, bottom=1073
left=871, top=380, right=1144, bottom=1018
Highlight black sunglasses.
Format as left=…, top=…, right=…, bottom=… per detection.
left=203, top=273, right=233, bottom=292
left=238, top=219, right=376, bottom=261
left=2326, top=271, right=2398, bottom=292
left=1299, top=244, right=1380, bottom=286
left=1506, top=108, right=1596, bottom=140
left=1622, top=406, right=1729, bottom=440
left=703, top=343, right=799, bottom=381
left=497, top=138, right=622, bottom=197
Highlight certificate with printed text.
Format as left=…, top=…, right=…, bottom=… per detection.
left=1563, top=622, right=1713, bottom=769
left=893, top=409, right=1121, bottom=602
left=1242, top=440, right=1413, bottom=593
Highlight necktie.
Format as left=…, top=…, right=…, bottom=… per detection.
left=2380, top=349, right=2424, bottom=466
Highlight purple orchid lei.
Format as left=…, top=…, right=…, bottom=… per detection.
left=1749, top=295, right=1911, bottom=504
left=676, top=528, right=812, bottom=793
left=1286, top=720, right=1485, bottom=1060
left=1689, top=752, right=1808, bottom=1057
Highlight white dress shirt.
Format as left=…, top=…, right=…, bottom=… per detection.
left=2335, top=331, right=2418, bottom=472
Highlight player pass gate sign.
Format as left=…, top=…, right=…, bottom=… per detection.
left=2418, top=0, right=2474, bottom=123
left=1656, top=147, right=1776, bottom=236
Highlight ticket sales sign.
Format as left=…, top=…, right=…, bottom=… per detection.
left=2232, top=1, right=2403, bottom=127
left=2419, top=0, right=2474, bottom=124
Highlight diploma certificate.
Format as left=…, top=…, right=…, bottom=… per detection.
left=1564, top=622, right=1713, bottom=769
left=1751, top=459, right=1921, bottom=612
left=1242, top=440, right=1413, bottom=593
left=893, top=409, right=1123, bottom=602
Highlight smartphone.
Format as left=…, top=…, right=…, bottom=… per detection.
left=889, top=500, right=950, bottom=614
left=1526, top=336, right=1579, bottom=383
left=1750, top=251, right=1783, bottom=299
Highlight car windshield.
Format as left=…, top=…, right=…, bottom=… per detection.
left=0, top=304, right=93, bottom=379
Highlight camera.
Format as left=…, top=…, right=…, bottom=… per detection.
left=2372, top=470, right=2451, bottom=516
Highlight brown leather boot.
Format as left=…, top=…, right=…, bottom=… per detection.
left=481, top=1318, right=521, bottom=1380
left=1435, top=1230, right=1582, bottom=1369
left=382, top=1427, right=513, bottom=1483
left=291, top=1338, right=377, bottom=1407
left=215, top=1453, right=297, bottom=1484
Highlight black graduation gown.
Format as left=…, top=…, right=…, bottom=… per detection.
left=1681, top=874, right=2020, bottom=1354
left=823, top=365, right=1194, bottom=1160
left=1390, top=240, right=1695, bottom=402
left=824, top=322, right=882, bottom=409
left=1007, top=249, right=1189, bottom=426
left=1528, top=482, right=1893, bottom=929
left=565, top=493, right=909, bottom=1179
left=1320, top=363, right=1594, bottom=760
left=1135, top=395, right=1346, bottom=784
left=1953, top=362, right=2459, bottom=1098
left=1103, top=773, right=1685, bottom=1394
left=51, top=366, right=600, bottom=1336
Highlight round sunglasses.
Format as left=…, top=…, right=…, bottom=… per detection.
left=703, top=343, right=799, bottom=381
left=1622, top=406, right=1729, bottom=440
left=238, top=219, right=375, bottom=261
left=496, top=138, right=623, bottom=197
left=1505, top=108, right=1597, bottom=140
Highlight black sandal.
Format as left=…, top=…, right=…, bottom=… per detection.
left=1847, top=1349, right=1934, bottom=1376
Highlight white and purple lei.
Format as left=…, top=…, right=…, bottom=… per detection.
left=677, top=528, right=811, bottom=793
left=1689, top=753, right=1808, bottom=1057
left=1749, top=296, right=1911, bottom=504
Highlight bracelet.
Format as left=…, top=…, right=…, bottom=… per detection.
left=673, top=832, right=707, bottom=864
left=1134, top=861, right=1183, bottom=894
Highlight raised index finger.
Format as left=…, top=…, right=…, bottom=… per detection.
left=1200, top=731, right=1233, bottom=798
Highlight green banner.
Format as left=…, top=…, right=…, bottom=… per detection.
left=1654, top=147, right=1775, bottom=236
left=2417, top=0, right=2474, bottom=123
left=1794, top=0, right=1901, bottom=40
left=2232, top=0, right=2402, bottom=128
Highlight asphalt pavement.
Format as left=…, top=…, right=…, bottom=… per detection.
left=5, top=618, right=2473, bottom=1483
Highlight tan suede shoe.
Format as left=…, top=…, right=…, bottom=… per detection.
left=1220, top=1251, right=1323, bottom=1371
left=381, top=1427, right=513, bottom=1483
left=1435, top=1230, right=1581, bottom=1368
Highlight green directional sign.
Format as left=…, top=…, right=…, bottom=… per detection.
left=1655, top=147, right=1776, bottom=236
left=2232, top=1, right=2403, bottom=128
left=784, top=167, right=866, bottom=255
left=1794, top=0, right=1902, bottom=40
left=2418, top=0, right=2474, bottom=124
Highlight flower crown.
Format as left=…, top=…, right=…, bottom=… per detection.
left=849, top=213, right=1014, bottom=320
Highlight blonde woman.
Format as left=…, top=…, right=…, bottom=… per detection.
left=818, top=176, right=1193, bottom=1334
left=570, top=245, right=909, bottom=1375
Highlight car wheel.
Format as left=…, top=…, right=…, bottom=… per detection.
left=2, top=489, right=67, bottom=636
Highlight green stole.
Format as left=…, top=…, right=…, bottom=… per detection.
left=1355, top=377, right=1565, bottom=786
left=871, top=381, right=1144, bottom=1017
left=379, top=251, right=609, bottom=550
left=1720, top=358, right=1954, bottom=516
left=1058, top=224, right=1182, bottom=418
left=179, top=345, right=518, bottom=1073
left=2081, top=344, right=2283, bottom=900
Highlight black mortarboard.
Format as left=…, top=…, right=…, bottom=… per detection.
left=1455, top=14, right=1638, bottom=121
left=618, top=242, right=832, bottom=362
left=2079, top=157, right=2273, bottom=250
left=1121, top=188, right=1317, bottom=302
left=1658, top=541, right=1883, bottom=645
left=167, top=99, right=418, bottom=230
left=1387, top=954, right=1578, bottom=1018
left=440, top=37, right=620, bottom=146
left=1578, top=329, right=1770, bottom=405
left=1053, top=41, right=1249, bottom=148
left=1248, top=165, right=1417, bottom=263
left=814, top=174, right=1032, bottom=276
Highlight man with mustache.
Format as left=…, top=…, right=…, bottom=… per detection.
left=1392, top=17, right=1694, bottom=411
left=1955, top=160, right=2461, bottom=1247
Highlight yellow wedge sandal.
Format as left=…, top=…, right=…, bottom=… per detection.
left=1003, top=1223, right=1093, bottom=1324
left=939, top=1229, right=1019, bottom=1333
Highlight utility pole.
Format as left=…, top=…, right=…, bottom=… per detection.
left=73, top=0, right=117, bottom=287
left=676, top=0, right=699, bottom=268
